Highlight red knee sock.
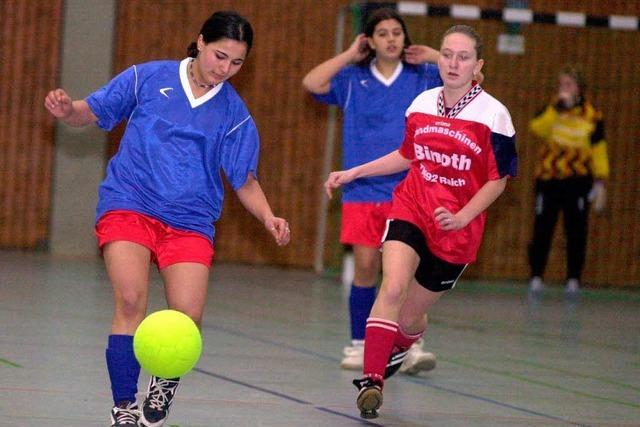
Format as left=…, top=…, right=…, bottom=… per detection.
left=363, top=317, right=398, bottom=381
left=394, top=327, right=423, bottom=350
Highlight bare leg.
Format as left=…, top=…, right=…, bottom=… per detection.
left=160, top=262, right=210, bottom=327
left=103, top=241, right=151, bottom=413
left=398, top=280, right=443, bottom=334
left=104, top=241, right=152, bottom=334
left=352, top=245, right=381, bottom=286
left=370, top=241, right=420, bottom=321
left=138, top=262, right=210, bottom=426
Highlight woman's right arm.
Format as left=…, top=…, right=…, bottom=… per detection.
left=44, top=88, right=97, bottom=127
left=324, top=150, right=410, bottom=198
left=302, top=34, right=369, bottom=94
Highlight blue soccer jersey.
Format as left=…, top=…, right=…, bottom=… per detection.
left=314, top=61, right=442, bottom=202
left=86, top=58, right=260, bottom=242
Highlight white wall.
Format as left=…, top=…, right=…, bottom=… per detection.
left=50, top=0, right=116, bottom=257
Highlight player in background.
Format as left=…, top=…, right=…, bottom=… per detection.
left=325, top=24, right=517, bottom=419
left=527, top=64, right=609, bottom=294
left=45, top=11, right=290, bottom=427
left=303, top=7, right=443, bottom=374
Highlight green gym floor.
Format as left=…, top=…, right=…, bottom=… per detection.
left=1, top=250, right=638, bottom=426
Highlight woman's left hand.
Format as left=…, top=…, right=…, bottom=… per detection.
left=404, top=44, right=439, bottom=64
left=434, top=207, right=464, bottom=231
left=265, top=217, right=291, bottom=246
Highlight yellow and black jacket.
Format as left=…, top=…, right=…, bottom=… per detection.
left=529, top=99, right=609, bottom=181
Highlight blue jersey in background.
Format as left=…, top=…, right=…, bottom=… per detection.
left=314, top=61, right=442, bottom=202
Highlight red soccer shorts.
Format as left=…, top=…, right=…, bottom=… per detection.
left=95, top=210, right=214, bottom=269
left=340, top=201, right=393, bottom=248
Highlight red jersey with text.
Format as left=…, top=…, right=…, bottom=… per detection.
left=390, top=85, right=517, bottom=264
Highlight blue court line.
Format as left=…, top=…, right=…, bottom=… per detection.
left=427, top=314, right=640, bottom=354
left=212, top=295, right=639, bottom=356
left=206, top=321, right=637, bottom=395
left=401, top=375, right=593, bottom=427
left=443, top=356, right=639, bottom=409
left=502, top=356, right=640, bottom=393
left=205, top=323, right=337, bottom=363
left=203, top=322, right=590, bottom=425
left=193, top=367, right=383, bottom=426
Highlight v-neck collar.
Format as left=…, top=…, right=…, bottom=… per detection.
left=437, top=83, right=483, bottom=118
left=179, top=57, right=224, bottom=108
left=370, top=60, right=403, bottom=87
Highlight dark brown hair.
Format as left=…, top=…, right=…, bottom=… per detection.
left=358, top=8, right=412, bottom=66
left=187, top=11, right=254, bottom=58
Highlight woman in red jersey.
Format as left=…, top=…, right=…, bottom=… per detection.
left=325, top=24, right=517, bottom=419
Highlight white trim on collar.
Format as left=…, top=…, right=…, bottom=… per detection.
left=370, top=60, right=403, bottom=87
left=179, top=57, right=224, bottom=108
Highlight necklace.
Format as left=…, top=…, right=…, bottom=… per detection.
left=189, top=59, right=215, bottom=89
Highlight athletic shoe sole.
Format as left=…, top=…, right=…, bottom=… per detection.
left=356, top=386, right=382, bottom=419
left=340, top=361, right=363, bottom=370
left=400, top=355, right=436, bottom=375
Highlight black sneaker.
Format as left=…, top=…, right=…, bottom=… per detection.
left=140, top=376, right=180, bottom=427
left=384, top=346, right=410, bottom=379
left=353, top=376, right=383, bottom=419
left=110, top=401, right=140, bottom=427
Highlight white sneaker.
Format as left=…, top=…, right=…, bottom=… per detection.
left=399, top=339, right=436, bottom=375
left=340, top=341, right=364, bottom=370
left=529, top=276, right=544, bottom=292
left=565, top=278, right=580, bottom=293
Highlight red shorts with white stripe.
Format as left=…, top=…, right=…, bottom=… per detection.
left=340, top=201, right=393, bottom=248
left=95, top=210, right=214, bottom=269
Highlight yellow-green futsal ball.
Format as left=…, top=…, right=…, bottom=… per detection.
left=133, top=309, right=202, bottom=379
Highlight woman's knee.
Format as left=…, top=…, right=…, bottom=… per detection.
left=354, top=261, right=379, bottom=284
left=181, top=309, right=203, bottom=328
left=165, top=301, right=204, bottom=328
left=114, top=287, right=147, bottom=319
left=377, top=279, right=408, bottom=307
left=399, top=311, right=427, bottom=332
left=353, top=254, right=380, bottom=284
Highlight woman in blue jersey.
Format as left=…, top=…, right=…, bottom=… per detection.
left=325, top=24, right=516, bottom=419
left=303, top=7, right=442, bottom=374
left=45, top=11, right=290, bottom=427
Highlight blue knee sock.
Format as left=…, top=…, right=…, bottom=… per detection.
left=106, top=334, right=140, bottom=404
left=349, top=284, right=376, bottom=340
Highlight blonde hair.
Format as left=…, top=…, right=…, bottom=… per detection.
left=441, top=25, right=483, bottom=59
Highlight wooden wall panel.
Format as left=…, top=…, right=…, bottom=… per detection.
left=104, top=1, right=638, bottom=286
left=0, top=0, right=62, bottom=249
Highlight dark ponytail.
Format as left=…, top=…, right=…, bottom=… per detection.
left=186, top=11, right=254, bottom=58
left=187, top=42, right=198, bottom=58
